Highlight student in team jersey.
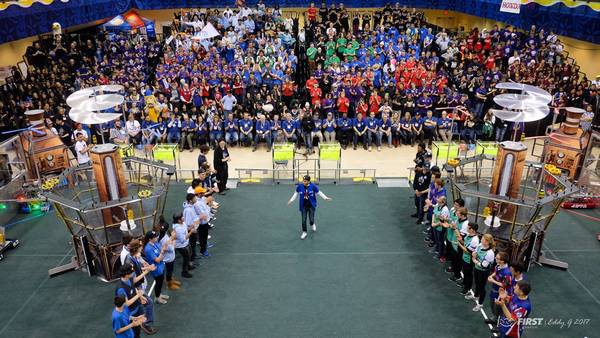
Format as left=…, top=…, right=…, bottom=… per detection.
left=443, top=199, right=465, bottom=284
left=430, top=195, right=449, bottom=262
left=468, top=233, right=496, bottom=312
left=486, top=251, right=513, bottom=328
left=496, top=281, right=532, bottom=338
left=458, top=222, right=479, bottom=296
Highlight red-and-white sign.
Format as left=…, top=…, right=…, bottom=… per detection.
left=500, top=0, right=521, bottom=14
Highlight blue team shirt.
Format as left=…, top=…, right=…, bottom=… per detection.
left=353, top=118, right=366, bottom=132
left=366, top=117, right=379, bottom=130
left=112, top=307, right=134, bottom=338
left=498, top=296, right=532, bottom=338
left=143, top=242, right=165, bottom=277
left=240, top=119, right=253, bottom=132
left=296, top=183, right=320, bottom=211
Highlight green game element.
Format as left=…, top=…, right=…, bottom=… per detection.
left=320, top=143, right=341, bottom=161
left=118, top=144, right=134, bottom=158
left=273, top=143, right=294, bottom=161
left=476, top=141, right=498, bottom=157
left=433, top=141, right=460, bottom=161
left=153, top=144, right=179, bottom=161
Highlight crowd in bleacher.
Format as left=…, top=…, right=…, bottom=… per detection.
left=1, top=2, right=599, bottom=337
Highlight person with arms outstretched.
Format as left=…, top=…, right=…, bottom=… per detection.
left=287, top=175, right=332, bottom=240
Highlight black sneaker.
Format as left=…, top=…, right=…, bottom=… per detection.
left=416, top=219, right=423, bottom=224
left=454, top=278, right=464, bottom=286
left=182, top=271, right=193, bottom=278
left=459, top=290, right=468, bottom=296
left=448, top=276, right=460, bottom=282
left=485, top=319, right=497, bottom=325
left=410, top=213, right=418, bottom=218
left=490, top=327, right=499, bottom=333
left=445, top=267, right=453, bottom=273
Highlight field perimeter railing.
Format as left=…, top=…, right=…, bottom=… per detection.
left=234, top=168, right=377, bottom=185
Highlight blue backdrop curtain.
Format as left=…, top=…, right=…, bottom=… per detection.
left=1, top=0, right=598, bottom=44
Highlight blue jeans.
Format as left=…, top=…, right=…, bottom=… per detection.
left=240, top=132, right=253, bottom=145
left=225, top=132, right=239, bottom=144
left=210, top=132, right=223, bottom=145
left=167, top=132, right=180, bottom=144
left=367, top=130, right=381, bottom=147
left=495, top=127, right=507, bottom=142
left=300, top=206, right=315, bottom=232
left=254, top=132, right=272, bottom=149
left=303, top=131, right=313, bottom=152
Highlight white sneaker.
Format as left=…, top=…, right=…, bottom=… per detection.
left=160, top=294, right=170, bottom=300
left=311, top=224, right=317, bottom=232
left=300, top=232, right=308, bottom=240
left=368, top=146, right=372, bottom=152
left=155, top=296, right=167, bottom=304
left=472, top=303, right=483, bottom=312
left=377, top=146, right=381, bottom=151
left=208, top=235, right=212, bottom=240
left=464, top=292, right=476, bottom=301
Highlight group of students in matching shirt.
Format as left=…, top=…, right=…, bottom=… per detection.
left=112, top=171, right=221, bottom=337
left=413, top=149, right=532, bottom=337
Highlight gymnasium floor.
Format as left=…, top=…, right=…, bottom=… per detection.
left=0, top=184, right=598, bottom=338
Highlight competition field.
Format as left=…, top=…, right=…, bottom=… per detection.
left=0, top=184, right=598, bottom=338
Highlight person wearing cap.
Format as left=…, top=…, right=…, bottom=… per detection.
left=143, top=230, right=168, bottom=304
left=173, top=213, right=194, bottom=278
left=114, top=264, right=147, bottom=338
left=287, top=175, right=332, bottom=240
left=412, top=161, right=431, bottom=225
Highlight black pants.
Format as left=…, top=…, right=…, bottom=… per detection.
left=449, top=248, right=462, bottom=279
left=189, top=232, right=198, bottom=260
left=414, top=193, right=426, bottom=221
left=198, top=223, right=210, bottom=254
left=216, top=165, right=228, bottom=192
left=165, top=261, right=174, bottom=281
left=339, top=129, right=352, bottom=146
left=461, top=260, right=474, bottom=293
left=474, top=268, right=491, bottom=305
left=153, top=272, right=164, bottom=297
left=176, top=246, right=191, bottom=273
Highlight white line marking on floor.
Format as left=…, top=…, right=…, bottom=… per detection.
left=543, top=244, right=600, bottom=306
left=0, top=248, right=73, bottom=336
left=214, top=251, right=423, bottom=256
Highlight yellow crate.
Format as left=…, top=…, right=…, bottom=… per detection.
left=273, top=143, right=294, bottom=162
left=320, top=144, right=341, bottom=161
left=153, top=144, right=179, bottom=161
left=118, top=144, right=134, bottom=158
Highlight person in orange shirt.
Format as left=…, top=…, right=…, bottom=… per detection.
left=309, top=83, right=322, bottom=106
left=307, top=2, right=317, bottom=23
left=305, top=76, right=318, bottom=91
left=356, top=98, right=368, bottom=118
left=369, top=90, right=382, bottom=114
left=337, top=91, right=350, bottom=116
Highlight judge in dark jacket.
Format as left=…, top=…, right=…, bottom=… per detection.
left=213, top=139, right=230, bottom=194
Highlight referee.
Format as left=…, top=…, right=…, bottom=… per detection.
left=287, top=175, right=332, bottom=239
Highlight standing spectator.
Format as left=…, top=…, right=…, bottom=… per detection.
left=214, top=140, right=230, bottom=193
left=114, top=265, right=146, bottom=338
left=74, top=132, right=90, bottom=166
left=496, top=281, right=532, bottom=338
left=221, top=92, right=237, bottom=115
left=156, top=219, right=180, bottom=291
left=173, top=213, right=194, bottom=279
left=143, top=231, right=168, bottom=304
left=412, top=163, right=431, bottom=225
left=458, top=222, right=480, bottom=297
left=112, top=295, right=145, bottom=338
left=468, top=233, right=496, bottom=312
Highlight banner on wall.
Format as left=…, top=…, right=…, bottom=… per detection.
left=500, top=0, right=522, bottom=13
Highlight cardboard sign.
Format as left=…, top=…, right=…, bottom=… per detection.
left=500, top=0, right=522, bottom=14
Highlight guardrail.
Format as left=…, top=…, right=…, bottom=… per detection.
left=234, top=168, right=376, bottom=185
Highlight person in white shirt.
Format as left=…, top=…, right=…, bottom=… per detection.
left=221, top=92, right=237, bottom=114
left=126, top=114, right=142, bottom=145
left=74, top=132, right=90, bottom=165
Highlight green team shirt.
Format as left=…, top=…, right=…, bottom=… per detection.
left=432, top=204, right=448, bottom=232
left=343, top=46, right=356, bottom=60
left=474, top=246, right=493, bottom=271
left=326, top=41, right=337, bottom=56
left=462, top=235, right=475, bottom=263
left=350, top=40, right=360, bottom=50
left=446, top=226, right=458, bottom=251
left=336, top=38, right=347, bottom=53
left=325, top=55, right=341, bottom=67
left=306, top=47, right=317, bottom=61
